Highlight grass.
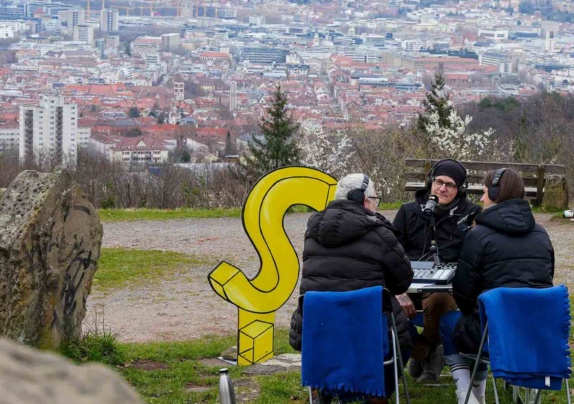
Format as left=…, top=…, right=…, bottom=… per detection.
left=98, top=208, right=243, bottom=222
left=94, top=248, right=211, bottom=292
left=531, top=205, right=569, bottom=214
left=98, top=202, right=406, bottom=222
left=62, top=324, right=574, bottom=404
left=117, top=329, right=301, bottom=404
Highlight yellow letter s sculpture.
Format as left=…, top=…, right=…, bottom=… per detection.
left=208, top=167, right=338, bottom=365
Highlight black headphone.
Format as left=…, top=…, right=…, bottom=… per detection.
left=347, top=174, right=370, bottom=204
left=426, top=159, right=468, bottom=196
left=488, top=168, right=507, bottom=201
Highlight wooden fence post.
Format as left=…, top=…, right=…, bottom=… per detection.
left=535, top=164, right=545, bottom=207
left=562, top=177, right=570, bottom=209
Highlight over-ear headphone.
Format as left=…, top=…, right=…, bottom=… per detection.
left=488, top=168, right=507, bottom=201
left=347, top=174, right=370, bottom=204
left=427, top=159, right=468, bottom=196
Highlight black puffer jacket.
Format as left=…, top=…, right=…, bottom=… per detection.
left=453, top=198, right=554, bottom=315
left=289, top=200, right=414, bottom=351
left=393, top=188, right=481, bottom=263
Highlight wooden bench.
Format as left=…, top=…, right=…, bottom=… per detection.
left=404, top=158, right=569, bottom=208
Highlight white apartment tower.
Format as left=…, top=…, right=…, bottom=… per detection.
left=174, top=81, right=184, bottom=100
left=73, top=24, right=94, bottom=45
left=161, top=33, right=180, bottom=51
left=19, top=96, right=79, bottom=165
left=100, top=9, right=119, bottom=32
left=64, top=9, right=85, bottom=29
left=545, top=31, right=555, bottom=52
left=229, top=80, right=237, bottom=112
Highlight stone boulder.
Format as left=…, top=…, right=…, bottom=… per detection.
left=0, top=337, right=142, bottom=404
left=0, top=169, right=103, bottom=348
left=543, top=174, right=569, bottom=210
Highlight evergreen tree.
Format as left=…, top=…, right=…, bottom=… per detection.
left=129, top=106, right=141, bottom=118
left=224, top=131, right=237, bottom=156
left=417, top=73, right=454, bottom=133
left=248, top=84, right=301, bottom=174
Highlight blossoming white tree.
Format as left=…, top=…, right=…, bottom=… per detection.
left=423, top=109, right=497, bottom=160
left=298, top=124, right=354, bottom=179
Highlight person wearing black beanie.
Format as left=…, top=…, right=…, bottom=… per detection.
left=392, top=159, right=481, bottom=384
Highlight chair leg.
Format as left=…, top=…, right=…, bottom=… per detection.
left=533, top=388, right=542, bottom=404
left=491, top=375, right=500, bottom=404
left=390, top=328, right=400, bottom=404
left=465, top=323, right=489, bottom=404
left=566, top=378, right=572, bottom=404
left=390, top=312, right=411, bottom=404
left=308, top=386, right=313, bottom=403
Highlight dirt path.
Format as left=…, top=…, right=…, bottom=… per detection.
left=86, top=212, right=574, bottom=343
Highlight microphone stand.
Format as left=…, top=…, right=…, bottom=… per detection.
left=429, top=215, right=441, bottom=267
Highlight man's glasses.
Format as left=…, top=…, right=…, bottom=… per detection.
left=367, top=196, right=382, bottom=207
left=432, top=178, right=457, bottom=191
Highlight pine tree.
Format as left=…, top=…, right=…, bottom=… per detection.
left=417, top=73, right=454, bottom=133
left=248, top=84, right=301, bottom=174
left=224, top=131, right=237, bottom=156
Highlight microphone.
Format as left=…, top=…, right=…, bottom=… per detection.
left=457, top=209, right=480, bottom=232
left=423, top=194, right=438, bottom=216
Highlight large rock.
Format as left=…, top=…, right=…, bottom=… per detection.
left=543, top=174, right=569, bottom=210
left=0, top=337, right=142, bottom=404
left=0, top=169, right=103, bottom=348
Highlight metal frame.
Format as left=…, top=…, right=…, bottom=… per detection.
left=463, top=322, right=572, bottom=404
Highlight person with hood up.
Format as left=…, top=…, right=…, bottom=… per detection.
left=393, top=159, right=481, bottom=383
left=289, top=173, right=414, bottom=404
left=440, top=168, right=554, bottom=404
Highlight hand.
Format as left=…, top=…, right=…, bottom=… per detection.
left=396, top=293, right=416, bottom=320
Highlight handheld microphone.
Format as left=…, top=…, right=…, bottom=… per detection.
left=423, top=195, right=438, bottom=216
left=457, top=209, right=480, bottom=232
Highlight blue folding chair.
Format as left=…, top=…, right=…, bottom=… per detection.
left=463, top=285, right=572, bottom=404
left=300, top=286, right=410, bottom=404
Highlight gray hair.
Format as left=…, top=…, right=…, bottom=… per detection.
left=334, top=173, right=375, bottom=201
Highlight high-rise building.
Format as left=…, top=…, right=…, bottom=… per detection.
left=100, top=9, right=119, bottom=32
left=545, top=30, right=555, bottom=52
left=62, top=8, right=85, bottom=30
left=73, top=24, right=94, bottom=45
left=19, top=96, right=79, bottom=165
left=174, top=81, right=184, bottom=101
left=229, top=81, right=237, bottom=112
left=161, top=33, right=181, bottom=51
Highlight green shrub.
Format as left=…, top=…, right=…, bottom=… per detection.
left=61, top=332, right=126, bottom=366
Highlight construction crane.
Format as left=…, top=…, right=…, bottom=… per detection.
left=113, top=6, right=133, bottom=16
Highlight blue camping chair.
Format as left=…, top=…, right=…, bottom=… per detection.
left=463, top=285, right=572, bottom=404
left=301, top=286, right=410, bottom=404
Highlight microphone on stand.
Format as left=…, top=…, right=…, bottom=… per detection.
left=423, top=194, right=439, bottom=216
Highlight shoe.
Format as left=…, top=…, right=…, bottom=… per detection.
left=456, top=386, right=480, bottom=404
left=368, top=397, right=389, bottom=404
left=417, top=345, right=444, bottom=383
left=407, top=357, right=424, bottom=378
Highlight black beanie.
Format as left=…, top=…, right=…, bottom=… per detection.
left=431, top=159, right=467, bottom=188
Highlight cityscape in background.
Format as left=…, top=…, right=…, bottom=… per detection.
left=1, top=0, right=574, bottom=165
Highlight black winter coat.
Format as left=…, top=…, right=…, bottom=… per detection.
left=393, top=188, right=481, bottom=263
left=453, top=198, right=554, bottom=315
left=289, top=200, right=414, bottom=351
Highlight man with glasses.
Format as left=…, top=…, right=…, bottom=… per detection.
left=392, top=159, right=481, bottom=384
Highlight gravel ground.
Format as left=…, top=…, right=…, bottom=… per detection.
left=87, top=211, right=574, bottom=343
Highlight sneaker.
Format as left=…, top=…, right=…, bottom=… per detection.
left=417, top=345, right=444, bottom=383
left=407, top=357, right=424, bottom=378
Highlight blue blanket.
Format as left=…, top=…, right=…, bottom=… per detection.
left=301, top=286, right=387, bottom=397
left=478, top=286, right=571, bottom=390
